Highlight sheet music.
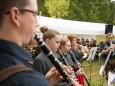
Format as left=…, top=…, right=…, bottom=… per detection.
left=87, top=47, right=98, bottom=61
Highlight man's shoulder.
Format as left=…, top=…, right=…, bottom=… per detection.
left=1, top=69, right=49, bottom=86
left=0, top=64, right=49, bottom=86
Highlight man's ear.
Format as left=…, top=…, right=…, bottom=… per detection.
left=9, top=7, right=20, bottom=27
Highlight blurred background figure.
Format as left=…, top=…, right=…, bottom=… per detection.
left=99, top=33, right=115, bottom=86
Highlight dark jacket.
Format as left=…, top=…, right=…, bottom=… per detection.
left=33, top=52, right=68, bottom=86
left=100, top=40, right=115, bottom=60
left=33, top=52, right=53, bottom=75
left=58, top=53, right=73, bottom=67
left=0, top=39, right=49, bottom=86
left=71, top=47, right=84, bottom=61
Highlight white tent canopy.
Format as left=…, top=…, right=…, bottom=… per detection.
left=38, top=16, right=115, bottom=35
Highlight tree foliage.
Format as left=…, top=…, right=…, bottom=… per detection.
left=38, top=0, right=115, bottom=25
left=44, top=0, right=70, bottom=18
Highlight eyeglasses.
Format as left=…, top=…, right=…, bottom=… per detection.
left=6, top=8, right=41, bottom=27
left=6, top=8, right=40, bottom=18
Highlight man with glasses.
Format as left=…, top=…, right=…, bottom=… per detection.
left=0, top=0, right=74, bottom=86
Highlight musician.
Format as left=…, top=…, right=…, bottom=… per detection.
left=58, top=38, right=84, bottom=76
left=67, top=34, right=89, bottom=63
left=67, top=34, right=85, bottom=86
left=100, top=33, right=115, bottom=60
left=33, top=26, right=61, bottom=75
left=33, top=26, right=81, bottom=86
left=0, top=0, right=71, bottom=86
left=100, top=33, right=115, bottom=86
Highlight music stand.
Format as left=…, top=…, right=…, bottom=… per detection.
left=86, top=47, right=98, bottom=84
left=87, top=47, right=98, bottom=61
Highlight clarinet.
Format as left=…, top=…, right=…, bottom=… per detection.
left=57, top=48, right=70, bottom=67
left=34, top=35, right=75, bottom=86
left=69, top=49, right=91, bottom=86
left=57, top=49, right=77, bottom=79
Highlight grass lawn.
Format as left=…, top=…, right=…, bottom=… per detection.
left=82, top=59, right=108, bottom=86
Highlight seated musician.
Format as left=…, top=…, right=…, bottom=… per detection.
left=33, top=26, right=81, bottom=86
left=99, top=33, right=115, bottom=86
left=58, top=38, right=84, bottom=86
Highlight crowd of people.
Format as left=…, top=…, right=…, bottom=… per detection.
left=0, top=0, right=115, bottom=86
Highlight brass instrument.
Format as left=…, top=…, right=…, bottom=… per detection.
left=69, top=49, right=91, bottom=86
left=77, top=44, right=89, bottom=61
left=25, top=46, right=36, bottom=56
left=77, top=44, right=82, bottom=51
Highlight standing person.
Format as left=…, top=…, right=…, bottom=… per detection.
left=99, top=33, right=115, bottom=86
left=0, top=0, right=74, bottom=86
left=100, top=33, right=115, bottom=60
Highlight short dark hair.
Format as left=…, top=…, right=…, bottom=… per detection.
left=0, top=0, right=28, bottom=27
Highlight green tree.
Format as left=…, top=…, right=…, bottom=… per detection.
left=110, top=1, right=115, bottom=24
left=44, top=0, right=70, bottom=18
left=38, top=0, right=114, bottom=25
left=97, top=0, right=111, bottom=23
left=37, top=0, right=49, bottom=16
left=66, top=0, right=111, bottom=23
left=80, top=0, right=100, bottom=22
left=65, top=0, right=86, bottom=20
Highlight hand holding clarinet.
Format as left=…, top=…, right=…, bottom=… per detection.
left=34, top=34, right=82, bottom=86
